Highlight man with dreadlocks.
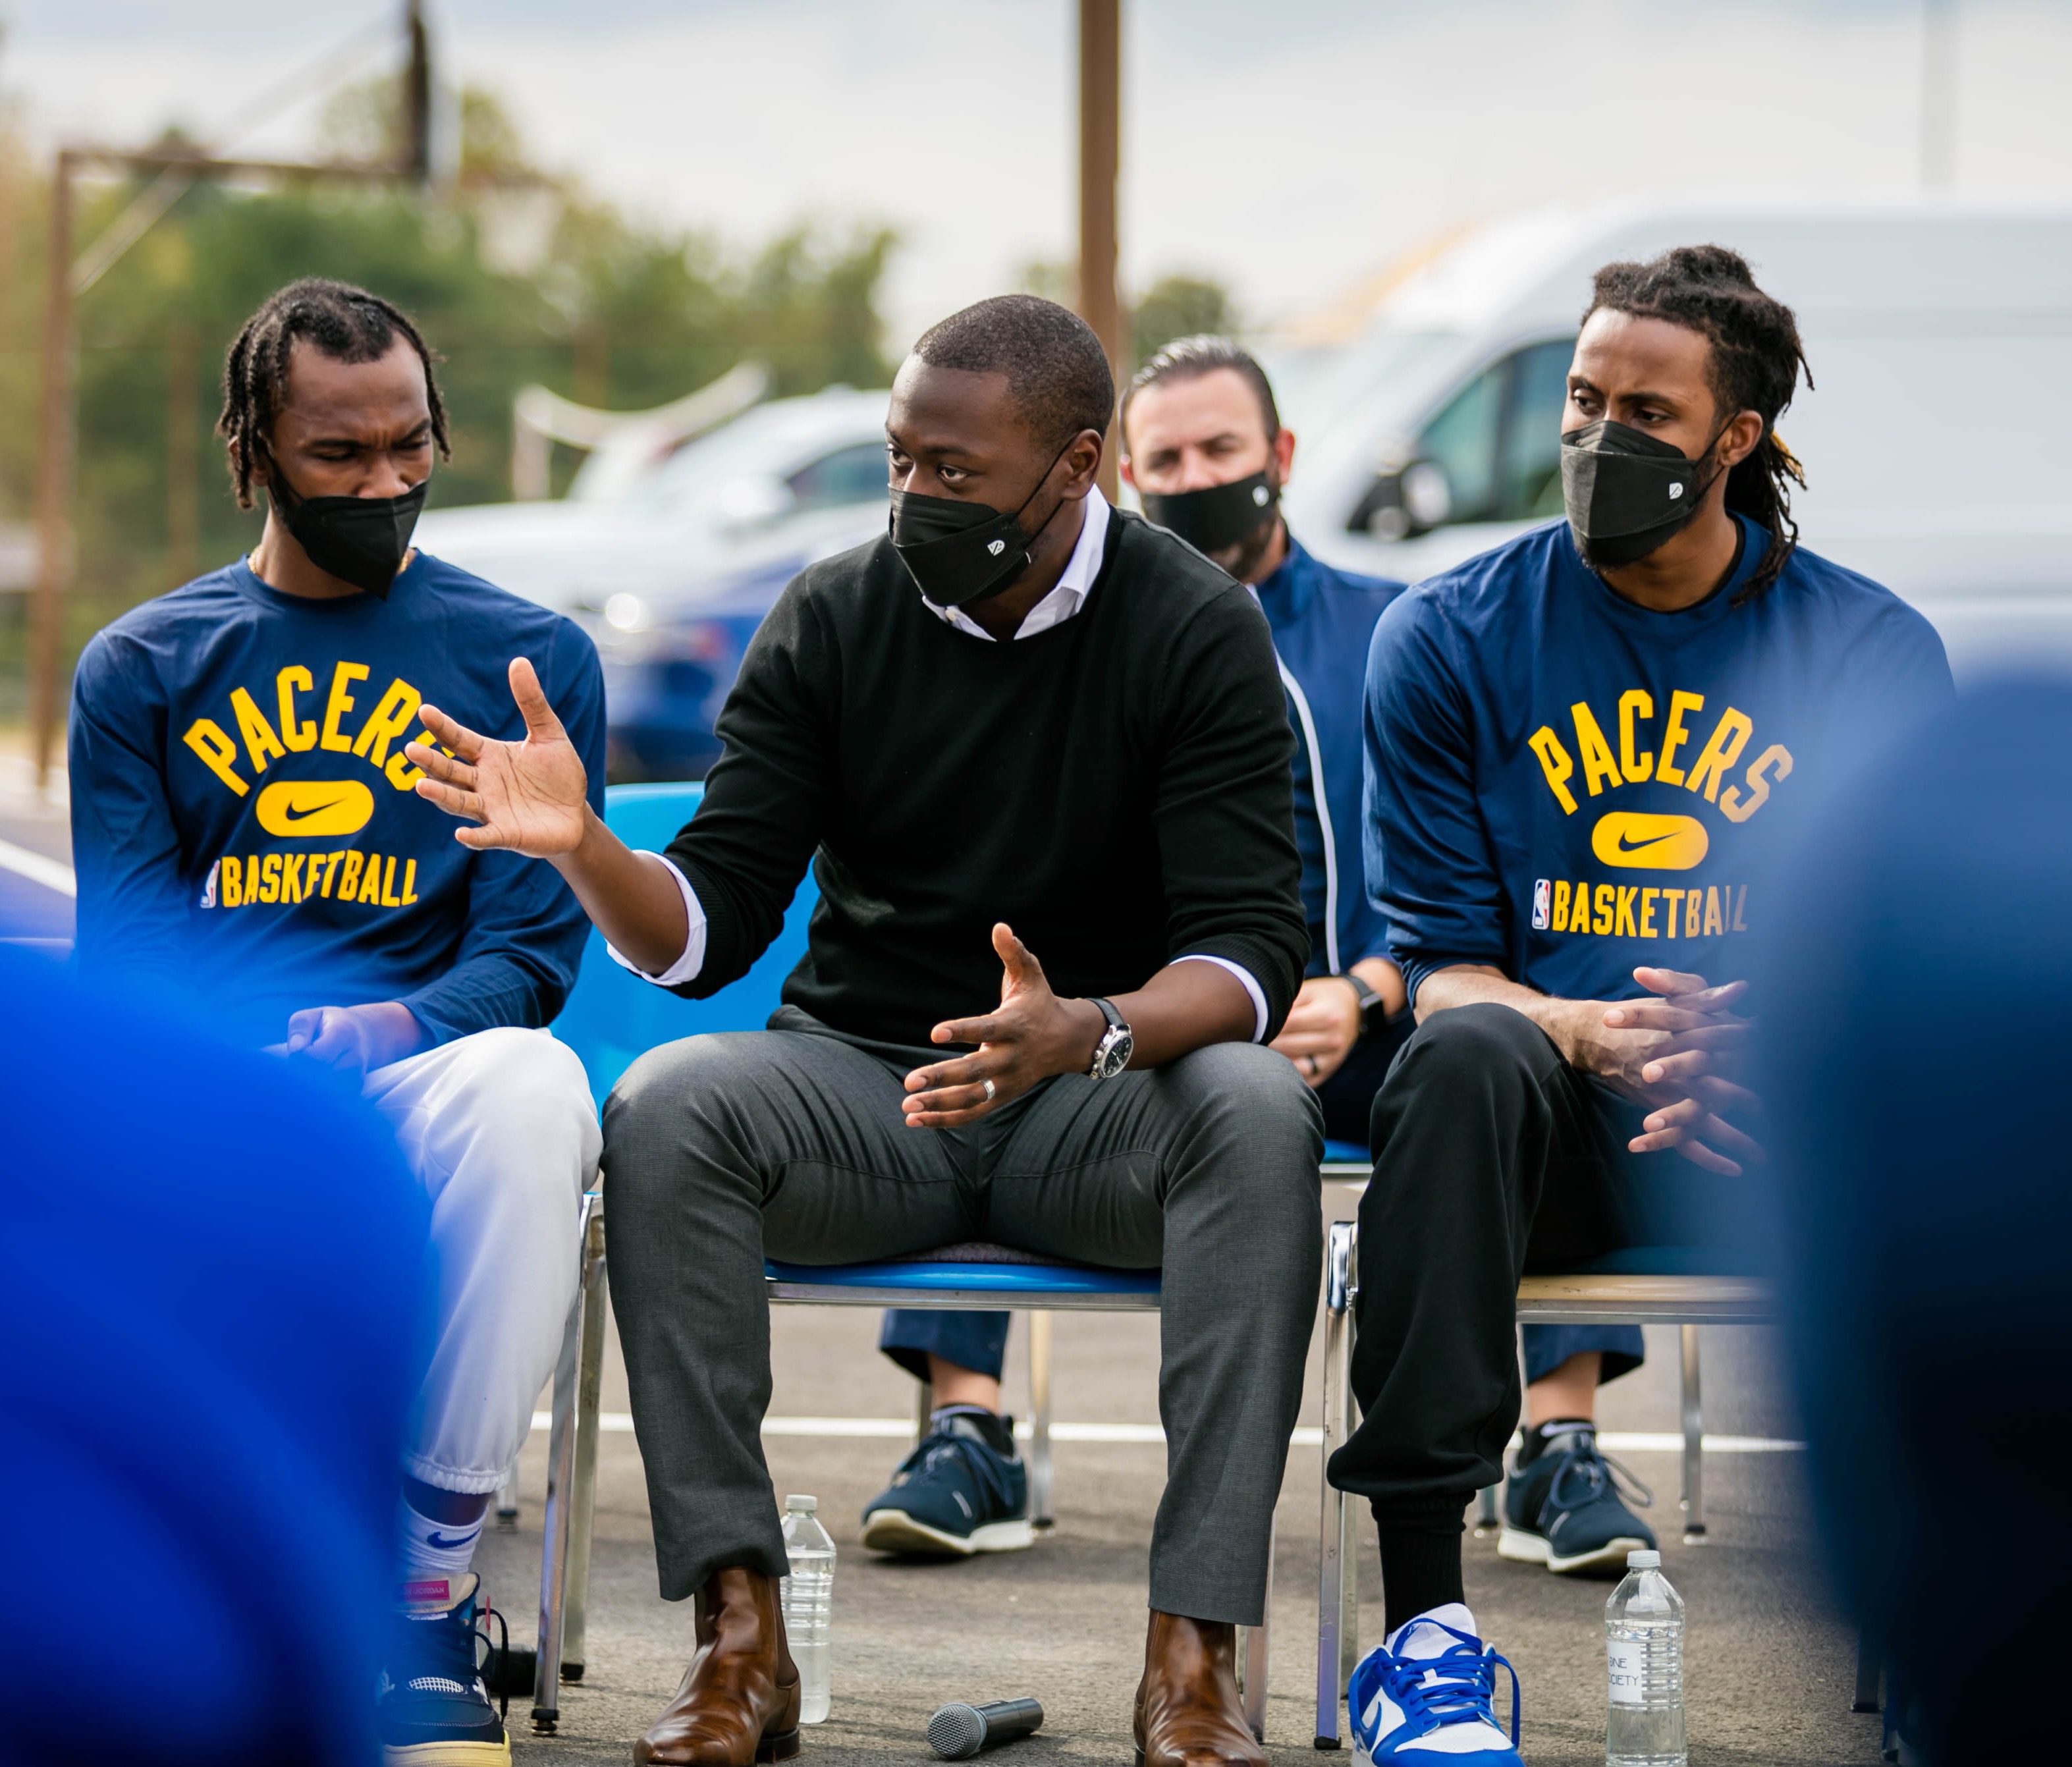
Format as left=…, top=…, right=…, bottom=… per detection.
left=1328, top=246, right=1951, bottom=1765
left=68, top=277, right=605, bottom=1767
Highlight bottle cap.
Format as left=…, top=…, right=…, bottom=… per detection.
left=1627, top=1548, right=1660, bottom=1568
left=784, top=1494, right=817, bottom=1512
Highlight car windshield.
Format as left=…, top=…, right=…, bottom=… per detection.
left=1266, top=328, right=1458, bottom=454
left=624, top=408, right=854, bottom=517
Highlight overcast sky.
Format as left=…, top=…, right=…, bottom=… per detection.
left=5, top=0, right=2071, bottom=346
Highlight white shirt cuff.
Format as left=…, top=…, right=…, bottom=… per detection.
left=1171, top=954, right=1270, bottom=1043
left=605, top=854, right=707, bottom=987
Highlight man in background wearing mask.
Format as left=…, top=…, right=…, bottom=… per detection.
left=860, top=337, right=1429, bottom=1515
left=404, top=294, right=1321, bottom=1767
left=1324, top=246, right=1950, bottom=1766
left=68, top=278, right=605, bottom=1767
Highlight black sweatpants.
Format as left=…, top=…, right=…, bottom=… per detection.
left=1326, top=1002, right=1732, bottom=1521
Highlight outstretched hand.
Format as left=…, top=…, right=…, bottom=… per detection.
left=407, top=657, right=589, bottom=857
left=900, top=923, right=1106, bottom=1128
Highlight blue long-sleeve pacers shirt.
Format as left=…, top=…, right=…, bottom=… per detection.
left=69, top=552, right=605, bottom=1048
left=1253, top=535, right=1404, bottom=978
left=1364, top=516, right=1952, bottom=1006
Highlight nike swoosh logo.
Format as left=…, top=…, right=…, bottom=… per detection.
left=1615, top=830, right=1673, bottom=854
left=425, top=1531, right=479, bottom=1550
left=277, top=802, right=344, bottom=828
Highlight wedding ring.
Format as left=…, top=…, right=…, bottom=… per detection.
left=982, top=1078, right=997, bottom=1102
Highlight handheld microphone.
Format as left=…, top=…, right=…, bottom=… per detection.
left=927, top=1697, right=1045, bottom=1759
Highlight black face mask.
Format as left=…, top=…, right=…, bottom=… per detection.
left=1139, top=471, right=1278, bottom=557
left=269, top=468, right=427, bottom=599
left=887, top=442, right=1074, bottom=609
left=1560, top=418, right=1726, bottom=572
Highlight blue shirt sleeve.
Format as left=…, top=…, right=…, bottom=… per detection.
left=1363, top=593, right=1510, bottom=1003
left=397, top=620, right=607, bottom=1044
left=68, top=632, right=194, bottom=996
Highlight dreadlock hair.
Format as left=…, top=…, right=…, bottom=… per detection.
left=217, top=277, right=450, bottom=510
left=1583, top=244, right=1811, bottom=602
left=1120, top=335, right=1281, bottom=450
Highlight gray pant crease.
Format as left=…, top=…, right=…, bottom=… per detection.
left=602, top=1007, right=1322, bottom=1625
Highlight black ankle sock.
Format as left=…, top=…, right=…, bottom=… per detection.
left=1515, top=1417, right=1593, bottom=1467
left=1375, top=1507, right=1465, bottom=1635
left=933, top=1404, right=1016, bottom=1458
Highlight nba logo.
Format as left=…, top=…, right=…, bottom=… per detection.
left=1531, top=878, right=1550, bottom=931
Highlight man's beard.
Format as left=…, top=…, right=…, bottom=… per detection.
left=1208, top=514, right=1282, bottom=584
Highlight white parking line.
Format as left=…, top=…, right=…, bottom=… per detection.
left=0, top=837, right=75, bottom=897
left=530, top=1412, right=1805, bottom=1453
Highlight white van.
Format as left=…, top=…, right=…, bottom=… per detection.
left=1272, top=202, right=2072, bottom=676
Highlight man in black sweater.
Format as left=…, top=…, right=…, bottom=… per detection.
left=408, top=296, right=1322, bottom=1767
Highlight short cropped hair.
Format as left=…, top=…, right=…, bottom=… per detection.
left=1120, top=335, right=1280, bottom=452
left=218, top=278, right=449, bottom=510
left=911, top=294, right=1116, bottom=451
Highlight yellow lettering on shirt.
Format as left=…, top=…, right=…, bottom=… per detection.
left=400, top=858, right=418, bottom=906
left=258, top=853, right=282, bottom=904
left=221, top=856, right=243, bottom=907
left=319, top=851, right=344, bottom=898
left=1640, top=887, right=1660, bottom=937
left=1703, top=885, right=1724, bottom=937
left=183, top=719, right=248, bottom=797
left=1733, top=884, right=1749, bottom=931
left=1654, top=691, right=1705, bottom=786
left=1593, top=883, right=1615, bottom=936
left=338, top=850, right=366, bottom=900
left=1551, top=880, right=1571, bottom=932
left=356, top=855, right=385, bottom=904
left=282, top=854, right=306, bottom=903
left=1572, top=881, right=1590, bottom=932
left=1613, top=886, right=1639, bottom=937
left=319, top=662, right=370, bottom=753
left=1529, top=726, right=1578, bottom=815
left=1684, top=707, right=1754, bottom=803
left=229, top=688, right=286, bottom=775
left=1570, top=702, right=1622, bottom=799
left=378, top=854, right=402, bottom=907
left=1618, top=690, right=1654, bottom=783
left=1685, top=888, right=1701, bottom=937
left=385, top=734, right=432, bottom=792
left=352, top=678, right=423, bottom=767
left=1662, top=887, right=1684, bottom=936
left=275, top=666, right=317, bottom=752
left=1720, top=743, right=1793, bottom=823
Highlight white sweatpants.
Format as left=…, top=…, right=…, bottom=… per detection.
left=362, top=1027, right=602, bottom=1495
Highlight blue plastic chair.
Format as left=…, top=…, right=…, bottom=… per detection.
left=532, top=784, right=1275, bottom=1740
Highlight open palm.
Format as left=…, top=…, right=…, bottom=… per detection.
left=407, top=657, right=590, bottom=856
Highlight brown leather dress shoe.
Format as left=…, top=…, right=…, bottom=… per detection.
left=634, top=1565, right=802, bottom=1766
left=1133, top=1610, right=1267, bottom=1767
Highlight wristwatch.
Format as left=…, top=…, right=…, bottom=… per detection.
left=1085, top=996, right=1133, bottom=1081
left=1344, top=973, right=1390, bottom=1040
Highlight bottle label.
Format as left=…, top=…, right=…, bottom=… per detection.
left=1607, top=1639, right=1646, bottom=1706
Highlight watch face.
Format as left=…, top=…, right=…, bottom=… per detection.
left=1096, top=1027, right=1133, bottom=1079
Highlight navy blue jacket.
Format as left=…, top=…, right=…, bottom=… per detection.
left=1253, top=535, right=1406, bottom=977
left=1363, top=517, right=1951, bottom=1006
left=69, top=551, right=606, bottom=1047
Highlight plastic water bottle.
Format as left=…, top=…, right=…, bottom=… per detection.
left=1605, top=1548, right=1685, bottom=1766
left=779, top=1494, right=836, bottom=1724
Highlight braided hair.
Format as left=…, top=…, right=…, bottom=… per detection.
left=217, top=278, right=450, bottom=510
left=1584, top=245, right=1811, bottom=601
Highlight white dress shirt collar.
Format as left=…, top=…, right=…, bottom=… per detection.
left=921, top=485, right=1110, bottom=642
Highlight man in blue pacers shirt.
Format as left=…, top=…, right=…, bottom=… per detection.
left=858, top=337, right=1423, bottom=1560
left=1330, top=246, right=1951, bottom=1765
left=68, top=279, right=605, bottom=1767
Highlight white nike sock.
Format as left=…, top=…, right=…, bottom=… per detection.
left=396, top=1496, right=483, bottom=1599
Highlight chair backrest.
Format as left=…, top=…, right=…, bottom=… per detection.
left=551, top=782, right=818, bottom=1105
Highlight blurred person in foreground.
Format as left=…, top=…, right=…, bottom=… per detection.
left=1760, top=678, right=2072, bottom=1767
left=857, top=335, right=1416, bottom=1558
left=0, top=943, right=426, bottom=1766
left=408, top=294, right=1322, bottom=1767
left=1332, top=246, right=1951, bottom=1765
left=67, top=278, right=605, bottom=1766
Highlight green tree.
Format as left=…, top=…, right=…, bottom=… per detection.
left=1130, top=273, right=1239, bottom=367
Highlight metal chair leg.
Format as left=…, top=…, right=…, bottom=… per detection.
left=1852, top=1623, right=1883, bottom=1714
left=1679, top=1323, right=1706, bottom=1542
left=913, top=1376, right=934, bottom=1446
left=560, top=1201, right=609, bottom=1683
left=495, top=1462, right=522, bottom=1529
left=1027, top=1309, right=1054, bottom=1531
left=532, top=1191, right=597, bottom=1733
left=1315, top=1220, right=1357, bottom=1749
left=1240, top=1530, right=1275, bottom=1741
left=1473, top=1483, right=1500, bottom=1535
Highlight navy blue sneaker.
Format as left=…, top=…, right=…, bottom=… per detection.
left=1347, top=1605, right=1521, bottom=1765
left=377, top=1571, right=510, bottom=1766
left=860, top=1409, right=1033, bottom=1556
left=1499, top=1421, right=1656, bottom=1575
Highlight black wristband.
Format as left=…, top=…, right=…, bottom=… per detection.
left=1344, top=972, right=1388, bottom=1039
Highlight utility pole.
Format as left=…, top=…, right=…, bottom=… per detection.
left=1919, top=0, right=1957, bottom=191
left=1077, top=0, right=1122, bottom=500
left=404, top=0, right=435, bottom=184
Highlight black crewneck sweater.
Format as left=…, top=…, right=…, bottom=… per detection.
left=663, top=506, right=1308, bottom=1049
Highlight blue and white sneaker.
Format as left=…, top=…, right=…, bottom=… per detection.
left=1499, top=1422, right=1656, bottom=1576
left=377, top=1571, right=510, bottom=1765
left=1348, top=1605, right=1521, bottom=1765
left=860, top=1408, right=1033, bottom=1556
